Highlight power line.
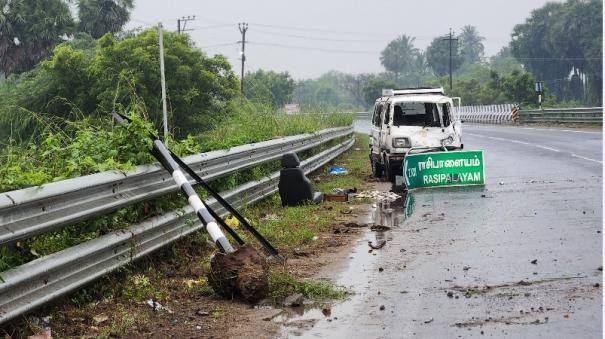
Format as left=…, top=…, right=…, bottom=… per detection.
left=251, top=28, right=388, bottom=43
left=199, top=42, right=239, bottom=49
left=187, top=24, right=234, bottom=31
left=248, top=41, right=379, bottom=54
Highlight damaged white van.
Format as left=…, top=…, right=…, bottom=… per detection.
left=369, top=87, right=463, bottom=182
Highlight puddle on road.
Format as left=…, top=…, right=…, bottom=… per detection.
left=276, top=190, right=415, bottom=338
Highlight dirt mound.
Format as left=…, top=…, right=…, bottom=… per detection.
left=207, top=245, right=269, bottom=302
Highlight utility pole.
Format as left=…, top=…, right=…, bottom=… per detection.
left=177, top=15, right=196, bottom=34
left=442, top=28, right=458, bottom=91
left=158, top=23, right=168, bottom=142
left=238, top=22, right=248, bottom=95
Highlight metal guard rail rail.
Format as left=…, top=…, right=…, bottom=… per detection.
left=0, top=126, right=353, bottom=246
left=0, top=136, right=355, bottom=323
left=518, top=107, right=602, bottom=123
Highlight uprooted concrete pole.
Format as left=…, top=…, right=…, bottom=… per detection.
left=113, top=112, right=269, bottom=302
left=152, top=139, right=269, bottom=302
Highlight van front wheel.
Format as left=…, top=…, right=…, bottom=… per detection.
left=385, top=162, right=397, bottom=183
left=371, top=159, right=384, bottom=178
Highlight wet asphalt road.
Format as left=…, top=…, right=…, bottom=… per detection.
left=279, top=123, right=603, bottom=338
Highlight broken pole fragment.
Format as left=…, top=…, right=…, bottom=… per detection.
left=151, top=139, right=234, bottom=253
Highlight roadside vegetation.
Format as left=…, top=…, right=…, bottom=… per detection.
left=3, top=134, right=371, bottom=338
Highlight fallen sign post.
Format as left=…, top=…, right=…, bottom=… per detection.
left=403, top=150, right=485, bottom=190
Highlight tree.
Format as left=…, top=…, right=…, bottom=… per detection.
left=426, top=36, right=462, bottom=77
left=0, top=0, right=74, bottom=76
left=0, top=29, right=239, bottom=140
left=244, top=70, right=294, bottom=108
left=510, top=0, right=602, bottom=105
left=315, top=85, right=340, bottom=106
left=459, top=25, right=485, bottom=64
left=362, top=79, right=398, bottom=107
left=489, top=47, right=523, bottom=74
left=379, top=35, right=419, bottom=80
left=78, top=0, right=134, bottom=39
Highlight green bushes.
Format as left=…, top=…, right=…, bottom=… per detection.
left=0, top=28, right=239, bottom=142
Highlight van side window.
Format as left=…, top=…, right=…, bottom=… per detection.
left=373, top=104, right=383, bottom=127
left=442, top=103, right=451, bottom=126
left=383, top=103, right=391, bottom=125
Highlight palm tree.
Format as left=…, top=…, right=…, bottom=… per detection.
left=78, top=0, right=135, bottom=39
left=379, top=35, right=419, bottom=81
left=459, top=25, right=485, bottom=64
left=0, top=0, right=74, bottom=76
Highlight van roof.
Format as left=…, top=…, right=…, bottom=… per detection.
left=376, top=94, right=452, bottom=104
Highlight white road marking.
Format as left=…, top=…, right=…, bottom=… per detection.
left=467, top=133, right=604, bottom=164
left=467, top=125, right=602, bottom=135
left=467, top=133, right=561, bottom=152
left=571, top=154, right=603, bottom=164
left=521, top=127, right=602, bottom=135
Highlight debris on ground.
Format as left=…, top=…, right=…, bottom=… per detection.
left=371, top=225, right=391, bottom=232
left=92, top=314, right=109, bottom=324
left=324, top=193, right=348, bottom=202
left=327, top=239, right=340, bottom=247
left=28, top=328, right=52, bottom=339
left=343, top=222, right=368, bottom=228
left=207, top=244, right=269, bottom=302
left=328, top=166, right=348, bottom=175
left=293, top=248, right=310, bottom=256
left=368, top=240, right=387, bottom=249
left=424, top=318, right=434, bottom=324
left=353, top=190, right=400, bottom=202
left=146, top=299, right=173, bottom=314
left=195, top=309, right=210, bottom=316
left=260, top=213, right=280, bottom=221
left=282, top=293, right=305, bottom=307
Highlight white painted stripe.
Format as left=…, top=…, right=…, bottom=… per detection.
left=469, top=133, right=560, bottom=152
left=206, top=221, right=225, bottom=242
left=571, top=154, right=603, bottom=164
left=172, top=169, right=188, bottom=187
left=520, top=127, right=602, bottom=135
left=534, top=145, right=560, bottom=152
left=188, top=195, right=205, bottom=213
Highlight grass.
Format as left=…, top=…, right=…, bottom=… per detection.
left=0, top=109, right=353, bottom=273
left=235, top=133, right=371, bottom=249
left=268, top=268, right=347, bottom=301
left=2, top=133, right=372, bottom=337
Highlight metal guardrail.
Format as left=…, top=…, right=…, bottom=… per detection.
left=0, top=132, right=355, bottom=323
left=0, top=126, right=353, bottom=246
left=518, top=107, right=603, bottom=124
left=455, top=104, right=515, bottom=124
left=356, top=106, right=603, bottom=125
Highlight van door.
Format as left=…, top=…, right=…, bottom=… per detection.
left=379, top=102, right=391, bottom=152
left=370, top=102, right=383, bottom=159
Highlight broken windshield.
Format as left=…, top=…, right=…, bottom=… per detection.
left=393, top=102, right=442, bottom=127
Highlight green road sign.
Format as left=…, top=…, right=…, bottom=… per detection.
left=403, top=150, right=485, bottom=190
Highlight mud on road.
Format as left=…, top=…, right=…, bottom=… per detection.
left=278, top=179, right=602, bottom=338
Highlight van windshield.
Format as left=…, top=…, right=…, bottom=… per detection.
left=393, top=102, right=442, bottom=127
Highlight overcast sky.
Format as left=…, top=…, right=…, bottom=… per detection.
left=128, top=0, right=560, bottom=80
